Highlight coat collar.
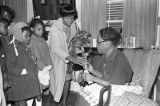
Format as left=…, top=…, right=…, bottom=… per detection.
left=55, top=18, right=67, bottom=31
left=102, top=48, right=118, bottom=62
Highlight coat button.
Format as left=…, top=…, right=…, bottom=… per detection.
left=1, top=54, right=4, bottom=58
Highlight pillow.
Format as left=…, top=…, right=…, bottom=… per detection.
left=113, top=92, right=158, bottom=106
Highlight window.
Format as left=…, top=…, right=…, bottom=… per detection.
left=106, top=0, right=124, bottom=32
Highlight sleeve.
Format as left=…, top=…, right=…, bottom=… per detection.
left=91, top=55, right=103, bottom=73
left=49, top=28, right=69, bottom=63
left=6, top=45, right=24, bottom=76
left=109, top=56, right=133, bottom=85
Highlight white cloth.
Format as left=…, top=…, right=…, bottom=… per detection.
left=70, top=81, right=82, bottom=92
left=78, top=83, right=143, bottom=106
left=38, top=65, right=52, bottom=86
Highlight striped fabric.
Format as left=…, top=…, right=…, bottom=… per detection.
left=79, top=88, right=98, bottom=106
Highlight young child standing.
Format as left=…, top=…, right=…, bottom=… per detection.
left=29, top=19, right=52, bottom=74
left=0, top=17, right=9, bottom=106
left=0, top=18, right=9, bottom=72
left=0, top=18, right=9, bottom=88
left=28, top=19, right=52, bottom=105
left=6, top=22, right=41, bottom=106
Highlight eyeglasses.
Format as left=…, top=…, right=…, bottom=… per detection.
left=97, top=40, right=107, bottom=45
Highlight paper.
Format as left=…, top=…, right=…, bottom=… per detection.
left=38, top=65, right=52, bottom=86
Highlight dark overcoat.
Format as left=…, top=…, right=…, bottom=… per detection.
left=6, top=41, right=41, bottom=101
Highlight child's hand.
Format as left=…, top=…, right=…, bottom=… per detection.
left=86, top=64, right=94, bottom=73
left=44, top=65, right=52, bottom=71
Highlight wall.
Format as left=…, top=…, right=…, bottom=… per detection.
left=76, top=0, right=81, bottom=29
left=27, top=0, right=34, bottom=22
left=5, top=0, right=27, bottom=22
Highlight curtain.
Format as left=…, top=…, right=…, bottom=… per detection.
left=0, top=0, right=5, bottom=5
left=5, top=0, right=27, bottom=22
left=123, top=0, right=157, bottom=49
left=32, top=0, right=60, bottom=20
left=32, top=0, right=75, bottom=20
left=156, top=0, right=160, bottom=46
left=81, top=0, right=106, bottom=38
left=59, top=0, right=70, bottom=4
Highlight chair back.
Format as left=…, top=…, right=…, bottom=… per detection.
left=123, top=49, right=160, bottom=97
left=99, top=85, right=111, bottom=106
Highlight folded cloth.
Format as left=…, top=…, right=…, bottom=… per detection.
left=78, top=84, right=143, bottom=106
left=38, top=65, right=52, bottom=86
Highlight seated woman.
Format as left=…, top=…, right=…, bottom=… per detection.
left=75, top=27, right=159, bottom=106
left=84, top=27, right=133, bottom=85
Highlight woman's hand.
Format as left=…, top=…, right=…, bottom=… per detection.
left=77, top=57, right=88, bottom=66
left=66, top=56, right=88, bottom=66
left=83, top=73, right=110, bottom=86
left=101, top=81, right=110, bottom=86
left=88, top=64, right=94, bottom=73
left=86, top=64, right=102, bottom=78
left=83, top=73, right=95, bottom=82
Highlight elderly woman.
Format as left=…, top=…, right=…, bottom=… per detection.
left=84, top=27, right=133, bottom=85
left=81, top=27, right=158, bottom=106
left=5, top=22, right=41, bottom=106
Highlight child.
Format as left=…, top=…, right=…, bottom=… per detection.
left=29, top=18, right=52, bottom=73
left=0, top=18, right=10, bottom=92
left=6, top=22, right=41, bottom=106
left=0, top=17, right=9, bottom=52
left=0, top=5, right=15, bottom=25
left=0, top=18, right=9, bottom=106
left=28, top=19, right=52, bottom=105
left=0, top=66, right=6, bottom=106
